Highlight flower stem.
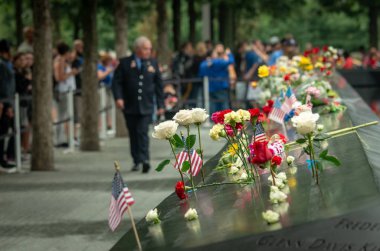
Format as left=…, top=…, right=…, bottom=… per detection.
left=186, top=126, right=196, bottom=192
left=307, top=134, right=316, bottom=180
left=196, top=124, right=205, bottom=183
left=169, top=140, right=185, bottom=185
left=187, top=181, right=253, bottom=190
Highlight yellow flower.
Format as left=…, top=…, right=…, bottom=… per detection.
left=314, top=62, right=324, bottom=68
left=258, top=65, right=270, bottom=78
left=299, top=56, right=311, bottom=66
left=279, top=66, right=287, bottom=73
left=250, top=81, right=257, bottom=88
left=227, top=143, right=239, bottom=156
left=305, top=64, right=313, bottom=71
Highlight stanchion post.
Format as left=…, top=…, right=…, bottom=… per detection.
left=110, top=91, right=116, bottom=137
left=99, top=86, right=107, bottom=139
left=67, top=90, right=75, bottom=152
left=203, top=76, right=211, bottom=127
left=14, top=94, right=22, bottom=172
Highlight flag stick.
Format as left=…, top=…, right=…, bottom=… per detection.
left=127, top=206, right=142, bottom=251
left=114, top=161, right=142, bottom=251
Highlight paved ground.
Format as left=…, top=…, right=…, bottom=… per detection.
left=0, top=125, right=224, bottom=251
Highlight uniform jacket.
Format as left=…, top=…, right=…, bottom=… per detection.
left=112, top=54, right=164, bottom=115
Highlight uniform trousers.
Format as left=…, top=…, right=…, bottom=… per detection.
left=124, top=114, right=151, bottom=165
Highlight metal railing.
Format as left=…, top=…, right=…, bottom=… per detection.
left=0, top=85, right=116, bottom=172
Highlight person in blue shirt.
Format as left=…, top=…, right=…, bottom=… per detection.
left=97, top=52, right=114, bottom=131
left=268, top=36, right=283, bottom=66
left=199, top=44, right=234, bottom=114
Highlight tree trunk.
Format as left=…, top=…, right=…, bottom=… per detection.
left=218, top=1, right=234, bottom=48
left=369, top=2, right=378, bottom=48
left=72, top=4, right=83, bottom=40
left=188, top=0, right=196, bottom=45
left=15, top=0, right=23, bottom=46
left=172, top=0, right=181, bottom=51
left=31, top=0, right=54, bottom=171
left=114, top=0, right=129, bottom=137
left=80, top=0, right=100, bottom=151
left=156, top=0, right=170, bottom=65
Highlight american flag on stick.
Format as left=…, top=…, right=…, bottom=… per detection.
left=254, top=122, right=267, bottom=142
left=174, top=149, right=203, bottom=176
left=108, top=169, right=135, bottom=232
left=285, top=86, right=297, bottom=108
left=269, top=98, right=286, bottom=124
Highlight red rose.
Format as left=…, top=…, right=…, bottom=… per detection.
left=323, top=45, right=328, bottom=52
left=326, top=70, right=331, bottom=76
left=320, top=66, right=326, bottom=72
left=304, top=50, right=311, bottom=57
left=263, top=106, right=272, bottom=115
left=312, top=47, right=320, bottom=54
left=175, top=181, right=187, bottom=200
left=267, top=100, right=274, bottom=107
left=248, top=108, right=260, bottom=118
left=250, top=141, right=273, bottom=165
left=284, top=74, right=291, bottom=81
left=257, top=113, right=265, bottom=122
left=271, top=156, right=282, bottom=166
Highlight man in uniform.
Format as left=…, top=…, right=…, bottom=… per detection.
left=112, top=36, right=164, bottom=173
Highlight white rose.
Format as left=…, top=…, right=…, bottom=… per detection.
left=291, top=111, right=319, bottom=135
left=229, top=165, right=239, bottom=175
left=270, top=189, right=288, bottom=204
left=262, top=210, right=280, bottom=224
left=237, top=109, right=251, bottom=121
left=152, top=121, right=179, bottom=140
left=173, top=109, right=194, bottom=126
left=191, top=108, right=209, bottom=124
left=184, top=208, right=198, bottom=221
left=317, top=124, right=324, bottom=132
left=145, top=208, right=160, bottom=224
left=209, top=124, right=224, bottom=141
left=286, top=156, right=295, bottom=165
left=289, top=166, right=298, bottom=175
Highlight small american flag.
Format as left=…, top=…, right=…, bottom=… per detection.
left=269, top=98, right=286, bottom=124
left=285, top=86, right=297, bottom=108
left=254, top=122, right=267, bottom=142
left=108, top=170, right=135, bottom=231
left=174, top=150, right=203, bottom=176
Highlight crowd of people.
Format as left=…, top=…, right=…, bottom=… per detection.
left=1, top=26, right=380, bottom=171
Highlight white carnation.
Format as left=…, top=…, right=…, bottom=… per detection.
left=145, top=208, right=160, bottom=224
left=184, top=208, right=198, bottom=221
left=152, top=120, right=179, bottom=140
left=209, top=124, right=224, bottom=141
left=236, top=109, right=251, bottom=121
left=270, top=189, right=288, bottom=204
left=262, top=210, right=280, bottom=224
left=286, top=156, right=295, bottom=165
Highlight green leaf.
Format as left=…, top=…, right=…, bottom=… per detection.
left=296, top=138, right=306, bottom=144
left=196, top=149, right=202, bottom=155
left=323, top=155, right=341, bottom=166
left=303, top=146, right=310, bottom=155
left=172, top=134, right=185, bottom=148
left=181, top=161, right=190, bottom=172
left=186, top=135, right=196, bottom=149
left=314, top=133, right=331, bottom=141
left=155, top=159, right=170, bottom=172
left=319, top=149, right=328, bottom=158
